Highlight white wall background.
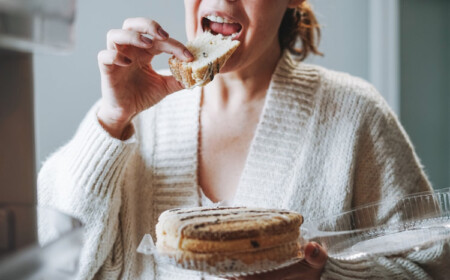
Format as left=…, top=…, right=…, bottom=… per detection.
left=307, top=0, right=370, bottom=80
left=34, top=0, right=380, bottom=168
left=399, top=0, right=449, bottom=190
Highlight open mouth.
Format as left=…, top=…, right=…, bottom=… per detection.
left=202, top=15, right=242, bottom=39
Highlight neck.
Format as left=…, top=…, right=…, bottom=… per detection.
left=203, top=42, right=282, bottom=110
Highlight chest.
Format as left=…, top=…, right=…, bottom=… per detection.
left=197, top=105, right=262, bottom=203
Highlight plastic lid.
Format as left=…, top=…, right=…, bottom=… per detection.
left=302, top=188, right=450, bottom=260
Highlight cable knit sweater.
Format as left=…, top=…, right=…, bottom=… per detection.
left=38, top=51, right=446, bottom=280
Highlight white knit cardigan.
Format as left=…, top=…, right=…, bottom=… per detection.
left=38, top=51, right=446, bottom=280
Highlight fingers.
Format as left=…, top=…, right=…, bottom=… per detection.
left=304, top=242, right=328, bottom=270
left=106, top=29, right=154, bottom=50
left=150, top=38, right=194, bottom=61
left=122, top=17, right=169, bottom=41
left=98, top=49, right=132, bottom=68
left=106, top=30, right=193, bottom=62
left=119, top=17, right=194, bottom=62
left=100, top=17, right=195, bottom=75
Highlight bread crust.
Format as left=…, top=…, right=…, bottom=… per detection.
left=168, top=58, right=196, bottom=88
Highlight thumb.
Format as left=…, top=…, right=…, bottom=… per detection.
left=161, top=75, right=185, bottom=94
left=304, top=242, right=328, bottom=269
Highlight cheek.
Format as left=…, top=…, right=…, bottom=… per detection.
left=244, top=2, right=286, bottom=43
left=246, top=14, right=281, bottom=46
left=184, top=0, right=200, bottom=40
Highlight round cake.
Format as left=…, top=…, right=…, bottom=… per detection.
left=155, top=206, right=304, bottom=274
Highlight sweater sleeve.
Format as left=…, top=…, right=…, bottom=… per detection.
left=322, top=94, right=449, bottom=279
left=37, top=102, right=137, bottom=280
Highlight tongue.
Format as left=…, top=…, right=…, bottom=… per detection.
left=209, top=21, right=241, bottom=36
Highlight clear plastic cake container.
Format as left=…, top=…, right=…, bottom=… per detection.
left=301, top=188, right=450, bottom=261
left=137, top=233, right=305, bottom=277
left=137, top=188, right=450, bottom=276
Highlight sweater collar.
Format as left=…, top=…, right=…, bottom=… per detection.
left=233, top=50, right=321, bottom=208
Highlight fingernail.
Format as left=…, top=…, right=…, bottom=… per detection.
left=184, top=49, right=194, bottom=59
left=140, top=35, right=153, bottom=46
left=123, top=56, right=132, bottom=64
left=311, top=245, right=320, bottom=258
left=157, top=27, right=169, bottom=39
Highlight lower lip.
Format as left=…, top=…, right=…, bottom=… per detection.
left=202, top=19, right=242, bottom=40
left=231, top=31, right=242, bottom=41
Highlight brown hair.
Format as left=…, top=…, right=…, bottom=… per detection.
left=279, top=1, right=322, bottom=61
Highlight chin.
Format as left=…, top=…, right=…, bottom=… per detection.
left=218, top=64, right=234, bottom=74
left=218, top=49, right=245, bottom=74
left=219, top=60, right=236, bottom=74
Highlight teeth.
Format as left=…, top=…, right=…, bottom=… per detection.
left=205, top=15, right=235, bottom=24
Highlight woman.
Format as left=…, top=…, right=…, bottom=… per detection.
left=38, top=0, right=438, bottom=279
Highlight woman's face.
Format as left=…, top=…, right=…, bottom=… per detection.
left=184, top=0, right=300, bottom=74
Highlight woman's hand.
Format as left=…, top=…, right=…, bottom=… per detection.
left=97, top=17, right=194, bottom=139
left=231, top=242, right=327, bottom=280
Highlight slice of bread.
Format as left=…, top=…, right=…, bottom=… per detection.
left=169, top=32, right=240, bottom=89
